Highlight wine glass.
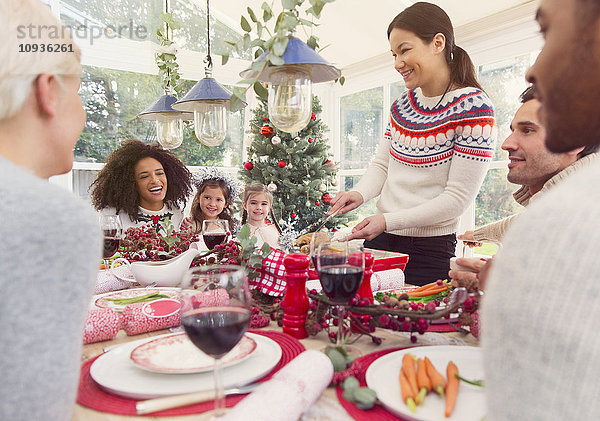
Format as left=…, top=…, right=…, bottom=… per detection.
left=202, top=219, right=230, bottom=251
left=99, top=214, right=123, bottom=271
left=316, top=240, right=365, bottom=349
left=309, top=229, right=332, bottom=269
left=179, top=265, right=251, bottom=418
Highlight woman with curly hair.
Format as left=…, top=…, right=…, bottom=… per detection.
left=89, top=139, right=193, bottom=232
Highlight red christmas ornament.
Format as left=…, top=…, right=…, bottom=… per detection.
left=259, top=125, right=274, bottom=138
left=244, top=162, right=254, bottom=171
left=308, top=138, right=313, bottom=143
left=315, top=200, right=320, bottom=206
left=291, top=212, right=297, bottom=218
left=311, top=113, right=316, bottom=120
left=321, top=193, right=333, bottom=205
left=278, top=160, right=286, bottom=168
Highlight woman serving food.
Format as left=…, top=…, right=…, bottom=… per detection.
left=329, top=2, right=496, bottom=285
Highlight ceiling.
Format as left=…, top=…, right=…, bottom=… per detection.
left=208, top=0, right=538, bottom=70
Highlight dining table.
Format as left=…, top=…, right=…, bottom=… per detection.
left=73, top=302, right=478, bottom=421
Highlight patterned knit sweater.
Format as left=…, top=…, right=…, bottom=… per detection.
left=353, top=86, right=496, bottom=237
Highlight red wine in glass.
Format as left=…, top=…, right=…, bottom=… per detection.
left=203, top=233, right=227, bottom=250
left=103, top=236, right=121, bottom=259
left=182, top=307, right=250, bottom=359
left=318, top=265, right=364, bottom=304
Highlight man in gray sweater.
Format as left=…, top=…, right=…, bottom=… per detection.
left=483, top=0, right=600, bottom=419
left=0, top=1, right=102, bottom=420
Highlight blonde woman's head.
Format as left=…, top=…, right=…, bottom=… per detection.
left=0, top=0, right=82, bottom=120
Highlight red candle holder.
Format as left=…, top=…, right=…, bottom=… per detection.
left=356, top=252, right=375, bottom=303
left=281, top=253, right=310, bottom=339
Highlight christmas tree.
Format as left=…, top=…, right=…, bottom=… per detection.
left=240, top=96, right=355, bottom=235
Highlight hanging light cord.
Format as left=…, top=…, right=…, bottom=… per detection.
left=204, top=0, right=213, bottom=77
left=164, top=0, right=172, bottom=93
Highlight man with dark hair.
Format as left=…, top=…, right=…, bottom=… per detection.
left=482, top=0, right=600, bottom=419
left=456, top=85, right=598, bottom=249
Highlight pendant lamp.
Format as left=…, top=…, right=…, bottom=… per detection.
left=240, top=36, right=341, bottom=133
left=172, top=0, right=244, bottom=146
left=138, top=0, right=191, bottom=149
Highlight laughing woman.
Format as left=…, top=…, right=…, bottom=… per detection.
left=89, top=139, right=193, bottom=233
left=329, top=2, right=496, bottom=285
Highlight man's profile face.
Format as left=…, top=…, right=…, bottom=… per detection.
left=526, top=0, right=600, bottom=153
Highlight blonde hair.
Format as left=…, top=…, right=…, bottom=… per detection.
left=0, top=0, right=82, bottom=120
left=241, top=183, right=281, bottom=233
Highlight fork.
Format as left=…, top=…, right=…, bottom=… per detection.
left=135, top=383, right=258, bottom=414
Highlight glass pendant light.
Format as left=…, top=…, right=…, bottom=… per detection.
left=241, top=36, right=340, bottom=133
left=172, top=0, right=243, bottom=146
left=138, top=0, right=191, bottom=149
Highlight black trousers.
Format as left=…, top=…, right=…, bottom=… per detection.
left=364, top=232, right=456, bottom=286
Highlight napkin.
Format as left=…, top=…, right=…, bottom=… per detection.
left=121, top=299, right=181, bottom=336
left=94, top=270, right=131, bottom=294
left=83, top=309, right=121, bottom=344
left=221, top=350, right=333, bottom=421
left=371, top=268, right=405, bottom=291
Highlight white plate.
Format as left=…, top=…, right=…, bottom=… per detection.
left=90, top=332, right=282, bottom=399
left=365, top=346, right=485, bottom=421
left=130, top=333, right=257, bottom=374
left=92, top=287, right=180, bottom=312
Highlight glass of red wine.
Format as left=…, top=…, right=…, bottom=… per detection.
left=99, top=214, right=123, bottom=272
left=316, top=240, right=365, bottom=350
left=202, top=219, right=230, bottom=251
left=179, top=265, right=251, bottom=418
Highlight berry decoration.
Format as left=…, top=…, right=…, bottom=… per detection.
left=277, top=160, right=286, bottom=168
left=308, top=138, right=313, bottom=143
left=291, top=212, right=297, bottom=218
left=311, top=112, right=316, bottom=120
left=315, top=200, right=320, bottom=206
left=244, top=161, right=254, bottom=171
left=271, top=135, right=281, bottom=145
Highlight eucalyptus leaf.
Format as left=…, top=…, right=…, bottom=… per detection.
left=247, top=7, right=258, bottom=22
left=307, top=35, right=318, bottom=50
left=239, top=224, right=251, bottom=238
left=253, top=82, right=269, bottom=101
left=243, top=34, right=251, bottom=50
left=272, top=38, right=289, bottom=56
left=282, top=13, right=299, bottom=30
left=261, top=2, right=273, bottom=21
left=269, top=54, right=285, bottom=66
left=261, top=242, right=271, bottom=255
left=241, top=16, right=252, bottom=32
left=282, top=0, right=296, bottom=9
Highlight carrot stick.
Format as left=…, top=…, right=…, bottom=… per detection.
left=399, top=368, right=417, bottom=412
left=416, top=358, right=431, bottom=405
left=424, top=356, right=446, bottom=397
left=406, top=286, right=447, bottom=297
left=402, top=354, right=419, bottom=404
left=445, top=361, right=460, bottom=418
left=407, top=281, right=440, bottom=294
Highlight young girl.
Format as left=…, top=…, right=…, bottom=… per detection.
left=89, top=139, right=193, bottom=233
left=241, top=183, right=282, bottom=249
left=184, top=167, right=241, bottom=235
left=329, top=2, right=496, bottom=285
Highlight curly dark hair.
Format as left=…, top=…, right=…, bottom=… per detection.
left=89, top=139, right=193, bottom=221
left=190, top=179, right=237, bottom=234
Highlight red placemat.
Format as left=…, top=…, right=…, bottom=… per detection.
left=336, top=347, right=411, bottom=421
left=77, top=330, right=305, bottom=416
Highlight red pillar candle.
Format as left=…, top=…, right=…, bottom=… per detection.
left=356, top=252, right=375, bottom=304
left=282, top=253, right=310, bottom=339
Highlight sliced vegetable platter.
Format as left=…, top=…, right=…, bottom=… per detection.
left=365, top=345, right=485, bottom=421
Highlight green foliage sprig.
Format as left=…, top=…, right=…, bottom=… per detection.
left=156, top=12, right=184, bottom=95
left=237, top=225, right=272, bottom=280
left=216, top=0, right=344, bottom=111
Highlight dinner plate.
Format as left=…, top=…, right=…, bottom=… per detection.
left=130, top=333, right=257, bottom=374
left=90, top=332, right=282, bottom=399
left=365, top=346, right=485, bottom=421
left=92, top=287, right=180, bottom=312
